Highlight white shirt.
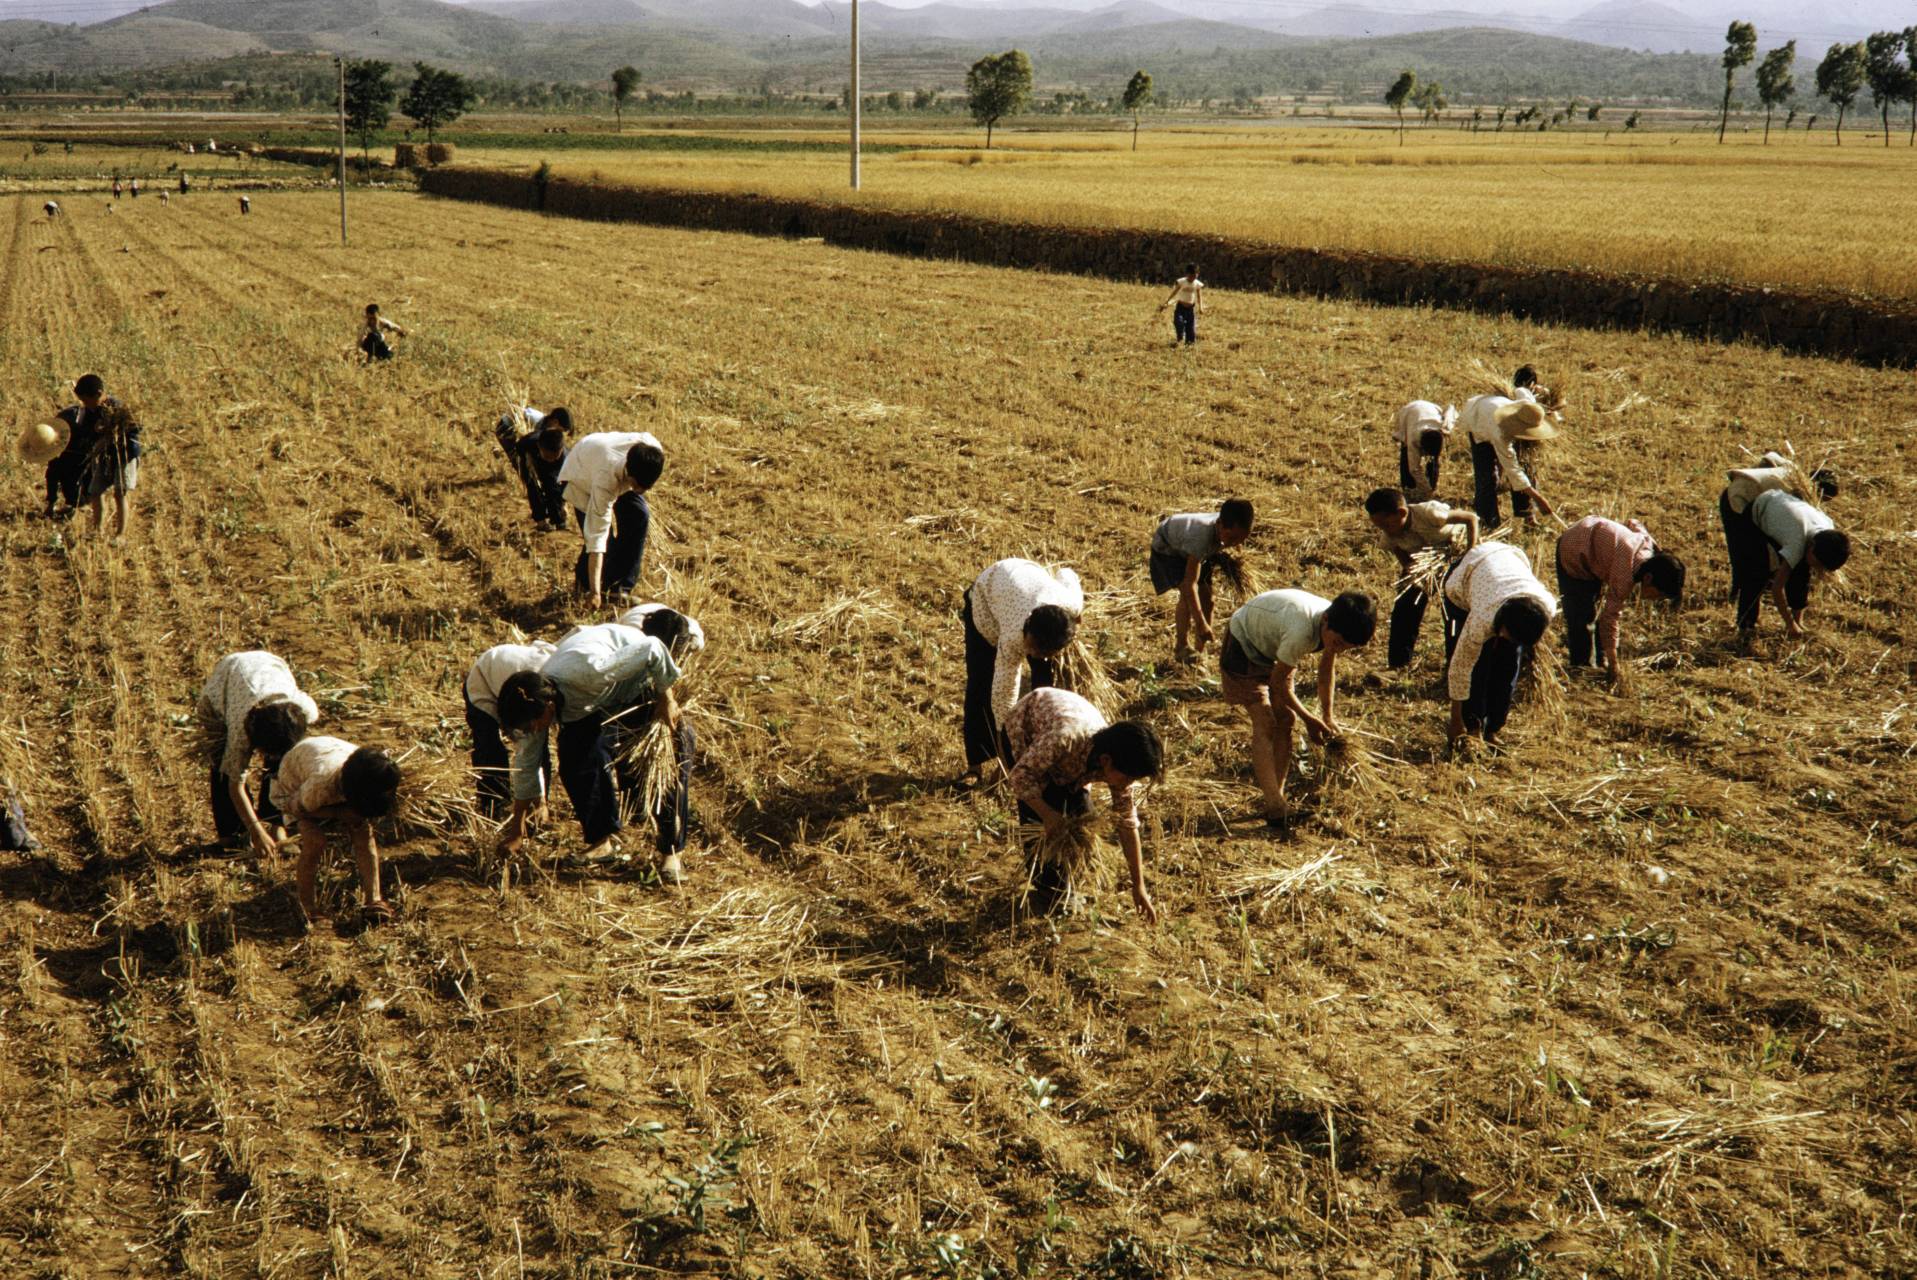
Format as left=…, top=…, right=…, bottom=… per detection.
left=1392, top=400, right=1455, bottom=450
left=197, top=651, right=320, bottom=780
left=464, top=641, right=556, bottom=721
left=1751, top=490, right=1833, bottom=570
left=1460, top=395, right=1533, bottom=493
left=270, top=736, right=359, bottom=826
left=1442, top=543, right=1557, bottom=703
left=617, top=603, right=706, bottom=655
left=1724, top=453, right=1797, bottom=514
left=1170, top=275, right=1202, bottom=305
left=1228, top=589, right=1328, bottom=669
left=970, top=558, right=1085, bottom=727
left=558, top=431, right=660, bottom=555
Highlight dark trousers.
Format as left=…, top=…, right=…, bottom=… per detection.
left=210, top=762, right=280, bottom=842
left=961, top=588, right=1057, bottom=771
left=1173, top=303, right=1196, bottom=345
left=466, top=693, right=543, bottom=821
left=1017, top=780, right=1089, bottom=914
left=1387, top=586, right=1431, bottom=669
left=1471, top=441, right=1531, bottom=529
left=1399, top=442, right=1439, bottom=497
left=360, top=332, right=392, bottom=361
left=573, top=492, right=650, bottom=597
left=1720, top=490, right=1807, bottom=632
left=556, top=710, right=695, bottom=854
left=1556, top=559, right=1604, bottom=668
left=514, top=449, right=567, bottom=526
left=45, top=453, right=83, bottom=511
left=1444, top=601, right=1523, bottom=737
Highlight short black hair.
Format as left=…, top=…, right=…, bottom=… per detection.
left=364, top=303, right=379, bottom=314
left=497, top=671, right=560, bottom=734
left=243, top=700, right=310, bottom=761
left=1512, top=364, right=1539, bottom=389
left=1186, top=263, right=1199, bottom=276
left=1218, top=498, right=1254, bottom=530
left=1809, top=468, right=1839, bottom=500
left=1089, top=720, right=1163, bottom=781
left=638, top=607, right=692, bottom=654
left=544, top=406, right=572, bottom=434
left=536, top=426, right=566, bottom=454
left=1809, top=529, right=1851, bottom=572
left=1494, top=596, right=1551, bottom=647
left=1637, top=551, right=1686, bottom=604
left=340, top=747, right=402, bottom=820
left=624, top=439, right=665, bottom=489
left=1363, top=487, right=1407, bottom=517
left=1023, top=604, right=1077, bottom=653
left=1325, top=592, right=1377, bottom=646
left=74, top=373, right=104, bottom=398
left=1418, top=428, right=1444, bottom=456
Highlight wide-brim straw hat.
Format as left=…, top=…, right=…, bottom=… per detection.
left=15, top=421, right=69, bottom=467
left=1495, top=399, right=1556, bottom=441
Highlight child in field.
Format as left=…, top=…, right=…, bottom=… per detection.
left=1149, top=499, right=1254, bottom=663
left=494, top=405, right=572, bottom=531
left=961, top=558, right=1084, bottom=784
left=42, top=201, right=58, bottom=219
left=558, top=431, right=664, bottom=607
left=1220, top=589, right=1377, bottom=823
left=359, top=303, right=406, bottom=361
left=1555, top=516, right=1684, bottom=691
left=113, top=179, right=122, bottom=200
left=1442, top=543, right=1556, bottom=746
left=465, top=638, right=557, bottom=819
left=50, top=374, right=141, bottom=539
left=495, top=615, right=692, bottom=883
left=239, top=196, right=250, bottom=215
left=1392, top=400, right=1456, bottom=502
left=130, top=176, right=140, bottom=198
left=271, top=736, right=403, bottom=925
left=198, top=651, right=319, bottom=856
left=1363, top=487, right=1478, bottom=669
left=1002, top=687, right=1163, bottom=922
left=1159, top=263, right=1205, bottom=346
left=1719, top=475, right=1849, bottom=642
left=1461, top=393, right=1558, bottom=529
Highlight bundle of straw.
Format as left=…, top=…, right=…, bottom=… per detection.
left=1054, top=634, right=1122, bottom=720
left=613, top=716, right=678, bottom=832
left=1397, top=526, right=1511, bottom=602
left=386, top=749, right=491, bottom=843
left=1210, top=552, right=1260, bottom=609
left=1518, top=638, right=1569, bottom=732
left=1019, top=810, right=1111, bottom=917
left=1317, top=735, right=1388, bottom=805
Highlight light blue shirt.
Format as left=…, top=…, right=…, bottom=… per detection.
left=510, top=624, right=679, bottom=801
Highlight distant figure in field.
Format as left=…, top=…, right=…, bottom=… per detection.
left=1392, top=400, right=1456, bottom=502
left=1461, top=394, right=1557, bottom=529
left=1719, top=456, right=1848, bottom=643
left=159, top=191, right=169, bottom=207
left=1363, top=487, right=1477, bottom=669
left=239, top=195, right=250, bottom=215
left=271, top=736, right=402, bottom=926
left=494, top=404, right=572, bottom=531
left=359, top=303, right=405, bottom=362
left=178, top=173, right=189, bottom=195
left=42, top=201, right=58, bottom=219
left=1442, top=543, right=1556, bottom=747
left=559, top=431, right=664, bottom=608
left=198, top=651, right=318, bottom=855
left=1555, top=516, right=1685, bottom=691
left=1148, top=499, right=1254, bottom=664
left=112, top=178, right=122, bottom=200
left=130, top=176, right=140, bottom=198
left=961, top=557, right=1083, bottom=785
left=1159, top=262, right=1205, bottom=346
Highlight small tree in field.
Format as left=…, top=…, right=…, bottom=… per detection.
left=1863, top=32, right=1912, bottom=148
left=611, top=66, right=640, bottom=132
left=1587, top=102, right=1602, bottom=121
left=1412, top=79, right=1445, bottom=126
left=1624, top=109, right=1641, bottom=130
left=343, top=60, right=393, bottom=171
left=967, top=50, right=1032, bottom=149
left=1756, top=41, right=1796, bottom=144
left=1816, top=42, right=1866, bottom=145
left=1719, top=21, right=1757, bottom=142
left=1121, top=69, right=1153, bottom=151
left=400, top=63, right=475, bottom=144
left=1385, top=69, right=1415, bottom=143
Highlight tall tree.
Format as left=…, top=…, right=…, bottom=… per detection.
left=966, top=50, right=1032, bottom=150
left=1755, top=41, right=1796, bottom=144
left=1121, top=69, right=1153, bottom=151
left=611, top=65, right=640, bottom=133
left=342, top=60, right=393, bottom=171
left=399, top=63, right=475, bottom=144
left=1816, top=42, right=1867, bottom=145
left=1906, top=27, right=1917, bottom=144
left=1863, top=32, right=1912, bottom=148
left=1384, top=69, right=1415, bottom=144
left=1719, top=21, right=1757, bottom=142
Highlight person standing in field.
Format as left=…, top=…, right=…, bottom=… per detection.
left=1719, top=470, right=1849, bottom=643
left=1159, top=263, right=1205, bottom=346
left=239, top=196, right=250, bottom=215
left=495, top=405, right=573, bottom=531
left=961, top=557, right=1084, bottom=785
left=1149, top=499, right=1254, bottom=664
left=272, top=735, right=403, bottom=926
left=1363, top=487, right=1478, bottom=669
left=112, top=178, right=122, bottom=200
left=198, top=651, right=319, bottom=856
left=50, top=374, right=141, bottom=539
left=1461, top=393, right=1557, bottom=529
left=1392, top=400, right=1456, bottom=502
left=559, top=431, right=664, bottom=608
left=1220, top=588, right=1377, bottom=824
left=1442, top=542, right=1556, bottom=747
left=177, top=173, right=187, bottom=195
left=1555, top=515, right=1685, bottom=691
left=465, top=637, right=557, bottom=820
left=129, top=176, right=139, bottom=199
left=1002, top=687, right=1163, bottom=921
left=359, top=304, right=406, bottom=362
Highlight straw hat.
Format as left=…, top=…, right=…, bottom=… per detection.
left=1495, top=399, right=1556, bottom=441
left=15, top=421, right=69, bottom=467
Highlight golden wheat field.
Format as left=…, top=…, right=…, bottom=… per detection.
left=471, top=125, right=1917, bottom=301
left=0, top=187, right=1913, bottom=1279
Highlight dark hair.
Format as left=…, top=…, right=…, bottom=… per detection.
left=1809, top=529, right=1850, bottom=572
left=638, top=607, right=692, bottom=653
left=1363, top=487, right=1407, bottom=517
left=536, top=426, right=566, bottom=455
left=544, top=406, right=572, bottom=433
left=243, top=701, right=310, bottom=761
left=1493, top=596, right=1551, bottom=647
left=1512, top=364, right=1539, bottom=389
left=1418, top=428, right=1445, bottom=456
left=1022, top=604, right=1077, bottom=653
left=497, top=671, right=560, bottom=733
left=1219, top=498, right=1254, bottom=530
left=1089, top=720, right=1163, bottom=781
left=340, top=747, right=402, bottom=820
left=624, top=439, right=665, bottom=489
left=1809, top=467, right=1839, bottom=500
left=1325, top=592, right=1377, bottom=646
left=74, top=373, right=104, bottom=398
left=1636, top=551, right=1686, bottom=604
left=364, top=303, right=379, bottom=314
left=1186, top=263, right=1199, bottom=276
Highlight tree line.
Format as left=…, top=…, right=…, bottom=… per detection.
left=1710, top=21, right=1913, bottom=145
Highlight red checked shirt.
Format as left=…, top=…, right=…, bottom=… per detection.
left=1556, top=516, right=1654, bottom=655
left=1002, top=688, right=1140, bottom=834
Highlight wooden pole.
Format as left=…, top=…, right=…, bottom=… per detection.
left=849, top=0, right=861, bottom=190
left=336, top=57, right=348, bottom=246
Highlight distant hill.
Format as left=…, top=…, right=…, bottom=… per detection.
left=1558, top=0, right=1718, bottom=54
left=466, top=0, right=653, bottom=27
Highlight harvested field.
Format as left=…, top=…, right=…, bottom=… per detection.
left=0, top=188, right=1912, bottom=1278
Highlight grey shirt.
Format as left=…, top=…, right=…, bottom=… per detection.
left=1751, top=490, right=1833, bottom=570
left=1152, top=513, right=1220, bottom=561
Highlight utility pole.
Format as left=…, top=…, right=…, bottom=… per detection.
left=849, top=0, right=861, bottom=190
left=335, top=56, right=348, bottom=246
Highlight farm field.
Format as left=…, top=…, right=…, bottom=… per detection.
left=463, top=126, right=1917, bottom=301
left=0, top=188, right=1912, bottom=1278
